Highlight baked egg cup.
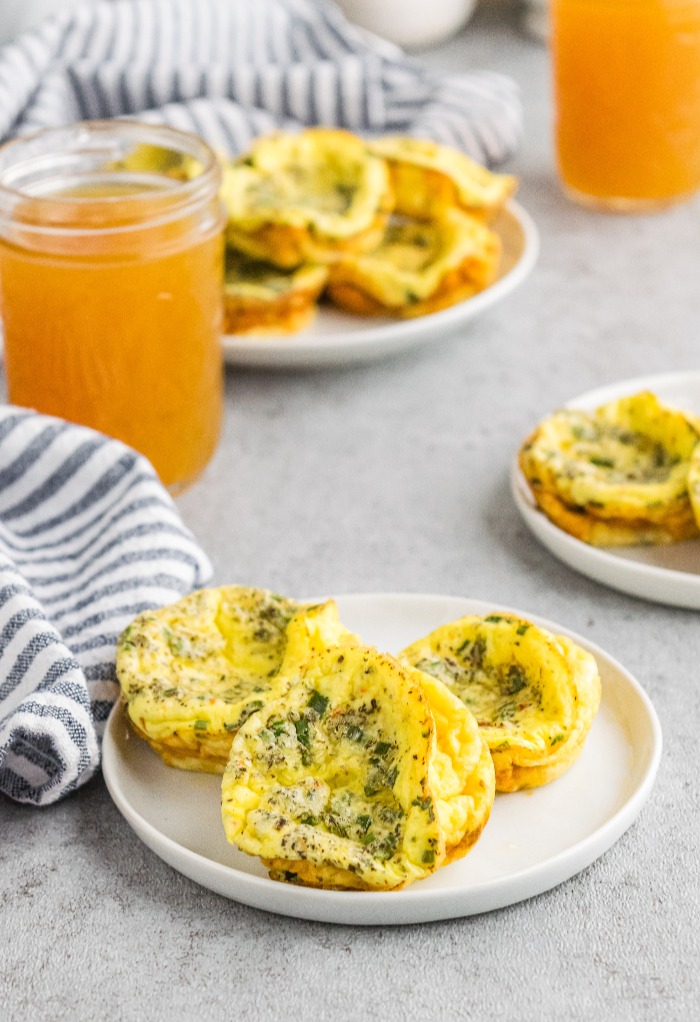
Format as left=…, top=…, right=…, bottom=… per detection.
left=400, top=612, right=601, bottom=793
left=222, top=128, right=394, bottom=269
left=115, top=587, right=350, bottom=773
left=369, top=136, right=516, bottom=221
left=519, top=391, right=700, bottom=546
left=221, top=644, right=495, bottom=890
left=223, top=249, right=329, bottom=336
left=326, top=209, right=501, bottom=319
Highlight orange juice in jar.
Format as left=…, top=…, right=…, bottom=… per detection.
left=551, top=0, right=700, bottom=209
left=0, top=122, right=225, bottom=491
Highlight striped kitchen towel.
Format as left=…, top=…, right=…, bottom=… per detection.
left=0, top=0, right=521, bottom=164
left=0, top=408, right=212, bottom=806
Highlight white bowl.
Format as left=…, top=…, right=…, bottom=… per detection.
left=336, top=0, right=477, bottom=50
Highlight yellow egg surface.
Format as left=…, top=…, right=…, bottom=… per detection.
left=222, top=129, right=393, bottom=268
left=326, top=209, right=501, bottom=318
left=277, top=599, right=360, bottom=678
left=221, top=645, right=494, bottom=890
left=108, top=143, right=202, bottom=181
left=416, top=670, right=495, bottom=865
left=400, top=613, right=601, bottom=793
left=368, top=136, right=516, bottom=221
left=519, top=391, right=700, bottom=546
left=116, top=587, right=347, bottom=773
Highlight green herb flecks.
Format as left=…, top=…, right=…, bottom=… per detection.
left=294, top=718, right=311, bottom=747
left=224, top=699, right=265, bottom=732
left=503, top=664, right=527, bottom=697
left=307, top=691, right=329, bottom=716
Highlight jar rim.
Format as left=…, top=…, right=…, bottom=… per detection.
left=0, top=120, right=222, bottom=236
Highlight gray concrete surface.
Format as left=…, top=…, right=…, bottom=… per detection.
left=2, top=5, right=700, bottom=1020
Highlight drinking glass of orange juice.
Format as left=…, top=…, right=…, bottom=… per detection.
left=551, top=0, right=700, bottom=210
left=0, top=121, right=225, bottom=491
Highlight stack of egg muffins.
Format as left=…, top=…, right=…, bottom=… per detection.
left=219, top=129, right=516, bottom=335
left=116, top=586, right=600, bottom=891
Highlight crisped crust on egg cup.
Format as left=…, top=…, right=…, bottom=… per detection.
left=326, top=210, right=501, bottom=319
left=519, top=392, right=700, bottom=547
left=222, top=128, right=394, bottom=269
left=221, top=646, right=494, bottom=890
left=528, top=484, right=699, bottom=547
left=369, top=136, right=517, bottom=221
left=116, top=587, right=350, bottom=773
left=223, top=251, right=329, bottom=336
left=400, top=613, right=601, bottom=793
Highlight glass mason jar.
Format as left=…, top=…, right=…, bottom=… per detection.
left=551, top=0, right=700, bottom=211
left=0, top=121, right=225, bottom=491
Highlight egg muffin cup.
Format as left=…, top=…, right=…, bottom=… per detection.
left=222, top=128, right=394, bottom=269
left=400, top=612, right=601, bottom=793
left=369, top=136, right=516, bottom=221
left=116, top=587, right=350, bottom=773
left=519, top=391, right=700, bottom=547
left=326, top=209, right=501, bottom=319
left=221, top=645, right=494, bottom=891
left=223, top=250, right=329, bottom=336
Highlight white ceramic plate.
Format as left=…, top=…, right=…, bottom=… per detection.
left=102, top=593, right=661, bottom=926
left=512, top=371, right=700, bottom=609
left=221, top=201, right=539, bottom=369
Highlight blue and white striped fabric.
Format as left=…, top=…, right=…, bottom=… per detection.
left=0, top=0, right=522, bottom=164
left=0, top=408, right=212, bottom=806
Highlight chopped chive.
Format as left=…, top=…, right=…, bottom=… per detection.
left=412, top=796, right=431, bottom=811
left=294, top=718, right=311, bottom=747
left=307, top=691, right=329, bottom=716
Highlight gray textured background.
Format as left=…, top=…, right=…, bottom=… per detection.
left=2, top=5, right=700, bottom=1020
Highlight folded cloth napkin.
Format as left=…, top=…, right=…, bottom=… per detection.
left=0, top=0, right=521, bottom=164
left=0, top=408, right=212, bottom=806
